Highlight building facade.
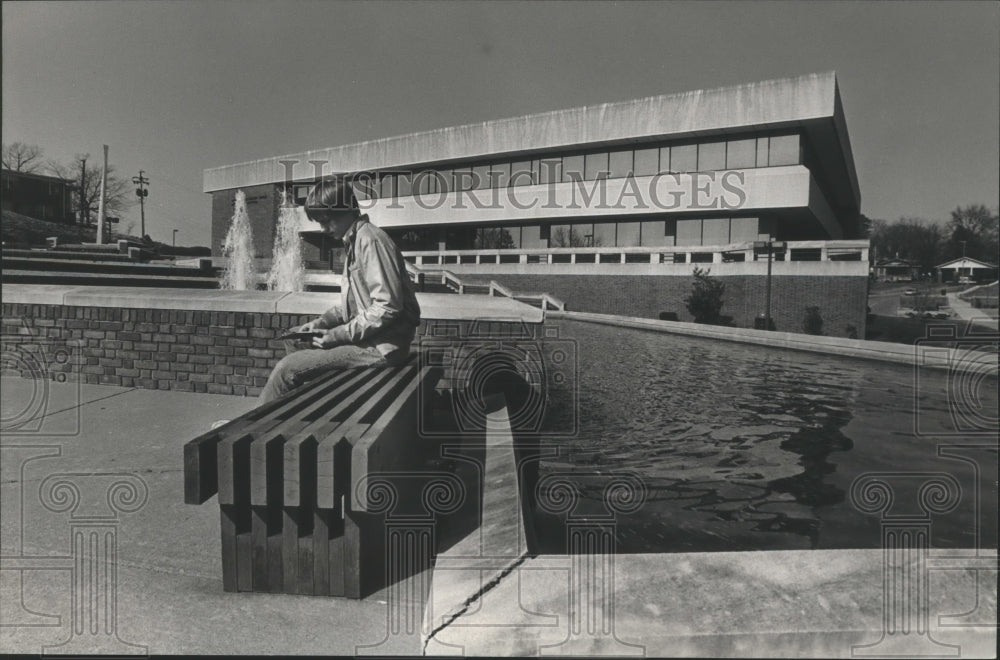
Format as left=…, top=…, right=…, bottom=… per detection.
left=2, top=169, right=76, bottom=224
left=205, top=72, right=870, bottom=335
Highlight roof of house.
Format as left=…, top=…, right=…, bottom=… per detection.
left=935, top=256, right=998, bottom=269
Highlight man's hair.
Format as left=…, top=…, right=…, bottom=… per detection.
left=305, top=176, right=358, bottom=211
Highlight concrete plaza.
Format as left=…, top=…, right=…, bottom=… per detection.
left=1, top=377, right=995, bottom=656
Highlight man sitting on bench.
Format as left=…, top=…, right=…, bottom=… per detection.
left=259, top=176, right=421, bottom=405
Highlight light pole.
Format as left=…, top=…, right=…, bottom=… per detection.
left=754, top=239, right=786, bottom=331
left=172, top=229, right=179, bottom=247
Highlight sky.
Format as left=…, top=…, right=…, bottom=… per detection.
left=3, top=0, right=998, bottom=247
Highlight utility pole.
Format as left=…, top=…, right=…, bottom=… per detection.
left=132, top=171, right=149, bottom=238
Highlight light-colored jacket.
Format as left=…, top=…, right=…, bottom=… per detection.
left=319, top=216, right=421, bottom=357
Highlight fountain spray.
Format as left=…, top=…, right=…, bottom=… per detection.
left=219, top=190, right=257, bottom=290
left=266, top=191, right=305, bottom=292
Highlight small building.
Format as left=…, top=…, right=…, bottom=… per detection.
left=935, top=257, right=999, bottom=284
left=1, top=169, right=76, bottom=224
left=873, top=257, right=920, bottom=282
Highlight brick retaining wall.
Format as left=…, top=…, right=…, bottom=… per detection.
left=2, top=303, right=315, bottom=396
left=488, top=273, right=869, bottom=337
left=1, top=302, right=545, bottom=397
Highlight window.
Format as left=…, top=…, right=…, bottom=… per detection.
left=436, top=170, right=451, bottom=194
left=549, top=224, right=574, bottom=247
left=560, top=155, right=582, bottom=183
left=539, top=158, right=563, bottom=185
left=633, top=148, right=659, bottom=176
left=521, top=224, right=544, bottom=248
left=416, top=170, right=432, bottom=195
left=769, top=134, right=800, bottom=166
left=617, top=221, right=641, bottom=247
left=592, top=222, right=616, bottom=248
left=756, top=139, right=770, bottom=167
left=726, top=139, right=756, bottom=169
left=675, top=218, right=702, bottom=246
left=574, top=223, right=595, bottom=247
left=294, top=184, right=311, bottom=204
left=640, top=220, right=671, bottom=247
left=452, top=167, right=472, bottom=192
left=702, top=217, right=730, bottom=245
left=396, top=172, right=413, bottom=197
left=669, top=144, right=697, bottom=172
left=510, top=161, right=534, bottom=186
left=472, top=164, right=491, bottom=190
left=729, top=217, right=759, bottom=242
left=490, top=162, right=510, bottom=188
left=609, top=150, right=633, bottom=178
left=584, top=152, right=609, bottom=180
left=697, top=142, right=726, bottom=171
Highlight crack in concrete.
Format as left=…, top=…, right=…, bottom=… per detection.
left=422, top=552, right=530, bottom=655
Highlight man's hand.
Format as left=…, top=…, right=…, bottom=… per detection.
left=299, top=318, right=326, bottom=333
left=311, top=328, right=342, bottom=349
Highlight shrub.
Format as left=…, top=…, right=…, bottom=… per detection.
left=845, top=324, right=858, bottom=339
left=684, top=267, right=726, bottom=324
left=803, top=306, right=824, bottom=335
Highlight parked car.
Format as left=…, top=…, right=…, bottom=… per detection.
left=903, top=288, right=917, bottom=296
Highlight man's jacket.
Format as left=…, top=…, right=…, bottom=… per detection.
left=320, top=216, right=421, bottom=356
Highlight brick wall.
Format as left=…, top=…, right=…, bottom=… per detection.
left=2, top=303, right=314, bottom=396
left=0, top=303, right=543, bottom=397
left=489, top=273, right=868, bottom=337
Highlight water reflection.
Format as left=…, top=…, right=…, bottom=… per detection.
left=531, top=320, right=995, bottom=553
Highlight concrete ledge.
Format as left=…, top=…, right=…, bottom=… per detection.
left=549, top=310, right=998, bottom=372
left=1, top=283, right=544, bottom=323
left=425, top=549, right=997, bottom=657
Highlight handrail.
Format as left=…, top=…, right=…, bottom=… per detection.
left=409, top=261, right=564, bottom=312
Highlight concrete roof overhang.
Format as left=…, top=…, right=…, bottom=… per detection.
left=204, top=72, right=860, bottom=214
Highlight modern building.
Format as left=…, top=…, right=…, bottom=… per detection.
left=1, top=169, right=76, bottom=224
left=205, top=72, right=870, bottom=335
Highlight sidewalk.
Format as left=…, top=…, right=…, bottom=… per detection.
left=947, top=291, right=999, bottom=331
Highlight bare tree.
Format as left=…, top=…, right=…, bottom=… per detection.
left=47, top=159, right=134, bottom=222
left=2, top=142, right=44, bottom=172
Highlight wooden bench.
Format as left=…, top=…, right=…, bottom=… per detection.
left=183, top=354, right=442, bottom=598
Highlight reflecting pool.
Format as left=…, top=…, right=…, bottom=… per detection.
left=534, top=319, right=998, bottom=553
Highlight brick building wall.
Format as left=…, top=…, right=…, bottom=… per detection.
left=485, top=273, right=868, bottom=337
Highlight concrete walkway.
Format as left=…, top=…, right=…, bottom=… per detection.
left=948, top=291, right=999, bottom=330
left=2, top=377, right=996, bottom=656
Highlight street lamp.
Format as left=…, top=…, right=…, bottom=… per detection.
left=172, top=229, right=179, bottom=247
left=754, top=239, right=787, bottom=331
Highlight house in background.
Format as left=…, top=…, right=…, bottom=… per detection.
left=873, top=257, right=920, bottom=282
left=1, top=169, right=76, bottom=224
left=935, top=257, right=999, bottom=284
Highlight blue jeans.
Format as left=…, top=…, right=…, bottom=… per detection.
left=258, top=330, right=407, bottom=404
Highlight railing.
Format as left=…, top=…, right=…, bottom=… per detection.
left=402, top=239, right=870, bottom=267
left=405, top=261, right=566, bottom=311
